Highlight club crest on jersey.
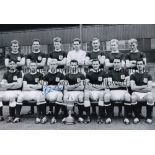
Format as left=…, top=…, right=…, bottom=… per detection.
left=77, top=78, right=81, bottom=83
left=56, top=77, right=60, bottom=82
left=35, top=78, right=39, bottom=83
left=13, top=76, right=17, bottom=81
left=98, top=77, right=102, bottom=81
left=17, top=57, right=21, bottom=61
left=121, top=75, right=125, bottom=79
left=143, top=78, right=148, bottom=83
left=59, top=55, right=63, bottom=60
left=38, top=56, right=42, bottom=61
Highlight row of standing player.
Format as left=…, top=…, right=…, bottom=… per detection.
left=0, top=37, right=153, bottom=125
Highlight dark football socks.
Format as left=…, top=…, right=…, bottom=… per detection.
left=16, top=104, right=22, bottom=118
left=146, top=105, right=153, bottom=119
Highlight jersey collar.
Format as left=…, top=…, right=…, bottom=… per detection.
left=11, top=51, right=19, bottom=54
left=33, top=50, right=40, bottom=53
left=130, top=49, right=139, bottom=53
left=54, top=49, right=62, bottom=52
left=91, top=68, right=101, bottom=72
left=114, top=68, right=121, bottom=71
left=111, top=50, right=119, bottom=53
left=93, top=49, right=100, bottom=52
left=9, top=69, right=17, bottom=73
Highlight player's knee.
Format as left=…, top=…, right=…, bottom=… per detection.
left=99, top=92, right=104, bottom=100
left=78, top=93, right=84, bottom=103
left=146, top=95, right=154, bottom=105
left=57, top=93, right=63, bottom=103
left=9, top=100, right=16, bottom=107
left=131, top=94, right=137, bottom=103
left=84, top=91, right=90, bottom=100
left=84, top=100, right=90, bottom=107
left=124, top=93, right=131, bottom=102
left=104, top=93, right=111, bottom=102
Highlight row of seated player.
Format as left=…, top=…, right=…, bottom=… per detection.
left=0, top=57, right=154, bottom=125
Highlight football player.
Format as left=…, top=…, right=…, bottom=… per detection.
left=63, top=60, right=85, bottom=123
left=107, top=57, right=131, bottom=124
left=67, top=38, right=86, bottom=74
left=84, top=59, right=108, bottom=124
left=47, top=37, right=67, bottom=115
left=125, top=38, right=147, bottom=118
left=105, top=39, right=125, bottom=117
left=44, top=59, right=65, bottom=124
left=14, top=62, right=47, bottom=124
left=85, top=38, right=106, bottom=68
left=85, top=38, right=106, bottom=117
left=5, top=40, right=25, bottom=71
left=26, top=39, right=46, bottom=115
left=105, top=39, right=125, bottom=69
left=27, top=39, right=46, bottom=72
left=0, top=60, right=22, bottom=122
left=130, top=59, right=154, bottom=124
left=125, top=38, right=146, bottom=75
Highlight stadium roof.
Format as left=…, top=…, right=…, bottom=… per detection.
left=0, top=24, right=118, bottom=32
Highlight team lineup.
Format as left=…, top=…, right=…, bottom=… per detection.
left=0, top=37, right=154, bottom=125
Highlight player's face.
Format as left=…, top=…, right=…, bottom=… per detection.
left=92, top=40, right=100, bottom=50
left=32, top=41, right=40, bottom=51
left=113, top=59, right=121, bottom=69
left=54, top=42, right=61, bottom=50
left=11, top=43, right=19, bottom=52
left=129, top=43, right=138, bottom=52
left=70, top=62, right=78, bottom=71
left=49, top=61, right=57, bottom=70
left=110, top=42, right=118, bottom=51
left=73, top=41, right=81, bottom=51
left=30, top=63, right=37, bottom=72
left=92, top=61, right=100, bottom=70
left=9, top=61, right=17, bottom=70
left=137, top=61, right=144, bottom=71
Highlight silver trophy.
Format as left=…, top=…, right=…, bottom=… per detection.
left=63, top=100, right=75, bottom=125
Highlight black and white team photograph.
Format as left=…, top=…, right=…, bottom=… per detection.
left=0, top=24, right=155, bottom=130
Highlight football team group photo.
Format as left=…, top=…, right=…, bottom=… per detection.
left=0, top=24, right=155, bottom=130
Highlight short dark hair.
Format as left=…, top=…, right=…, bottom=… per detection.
left=70, top=59, right=78, bottom=65
left=113, top=57, right=121, bottom=62
left=73, top=38, right=81, bottom=44
left=33, top=39, right=41, bottom=44
left=136, top=59, right=145, bottom=65
left=53, top=37, right=62, bottom=43
left=9, top=59, right=16, bottom=63
left=92, top=59, right=100, bottom=64
left=10, top=40, right=19, bottom=46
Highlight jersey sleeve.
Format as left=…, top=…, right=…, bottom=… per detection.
left=125, top=53, right=130, bottom=60
left=86, top=52, right=90, bottom=58
left=41, top=53, right=46, bottom=58
left=148, top=74, right=153, bottom=81
left=23, top=75, right=27, bottom=82
left=39, top=73, right=44, bottom=81
left=140, top=52, right=146, bottom=59
left=125, top=69, right=129, bottom=77
left=130, top=74, right=135, bottom=81
left=5, top=53, right=10, bottom=59
left=63, top=51, right=67, bottom=58
left=26, top=54, right=31, bottom=60
left=80, top=73, right=85, bottom=80
left=60, top=73, right=65, bottom=80
left=3, top=73, right=7, bottom=80
left=17, top=71, right=22, bottom=78
left=86, top=72, right=91, bottom=79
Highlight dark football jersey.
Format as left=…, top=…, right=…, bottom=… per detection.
left=108, top=69, right=129, bottom=90
left=86, top=70, right=107, bottom=85
left=44, top=72, right=64, bottom=85
left=86, top=50, right=106, bottom=60
left=125, top=51, right=146, bottom=71
left=3, top=70, right=22, bottom=90
left=106, top=52, right=125, bottom=63
left=23, top=72, right=43, bottom=90
left=130, top=71, right=152, bottom=86
left=65, top=72, right=85, bottom=85
left=125, top=51, right=146, bottom=61
left=86, top=50, right=106, bottom=69
left=48, top=51, right=67, bottom=69
left=27, top=52, right=46, bottom=69
left=5, top=52, right=24, bottom=70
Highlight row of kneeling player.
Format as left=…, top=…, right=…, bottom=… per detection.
left=0, top=57, right=154, bottom=125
